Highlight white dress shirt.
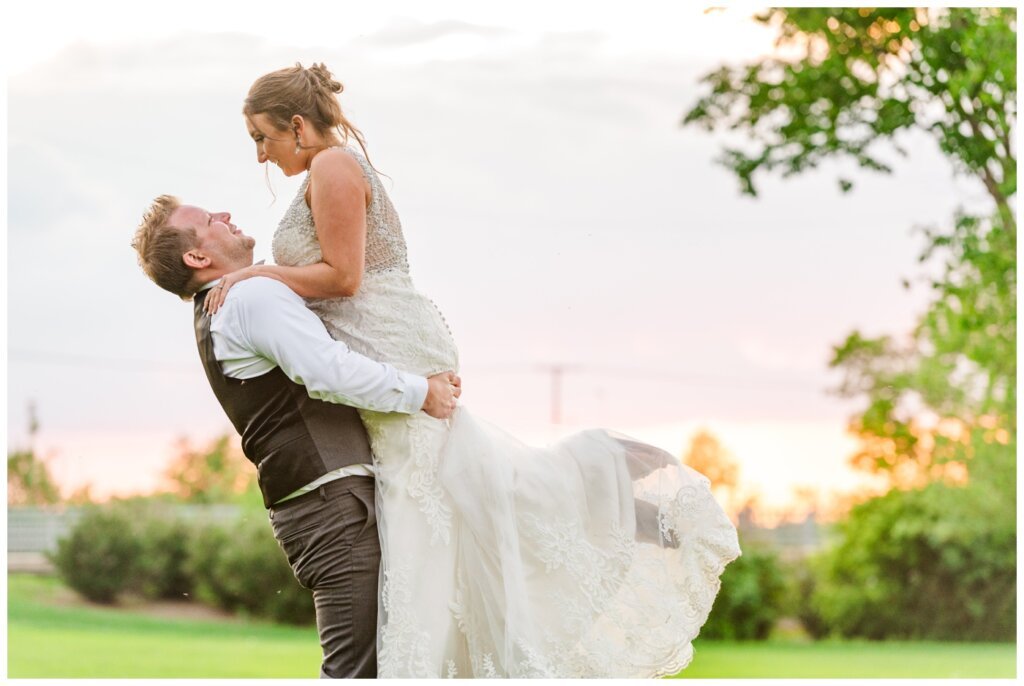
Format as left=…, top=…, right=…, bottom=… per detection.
left=202, top=276, right=428, bottom=502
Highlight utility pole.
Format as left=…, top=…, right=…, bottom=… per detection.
left=537, top=363, right=578, bottom=425
left=551, top=365, right=563, bottom=425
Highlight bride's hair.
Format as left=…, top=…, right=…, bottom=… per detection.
left=244, top=62, right=376, bottom=170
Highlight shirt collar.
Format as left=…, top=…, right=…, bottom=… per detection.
left=198, top=278, right=221, bottom=293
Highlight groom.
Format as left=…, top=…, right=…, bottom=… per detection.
left=131, top=195, right=460, bottom=678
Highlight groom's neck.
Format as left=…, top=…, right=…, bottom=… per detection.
left=223, top=257, right=255, bottom=272
left=197, top=259, right=253, bottom=288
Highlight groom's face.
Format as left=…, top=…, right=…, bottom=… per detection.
left=171, top=205, right=256, bottom=269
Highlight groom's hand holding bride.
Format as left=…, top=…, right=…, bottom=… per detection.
left=423, top=371, right=461, bottom=419
left=200, top=262, right=461, bottom=419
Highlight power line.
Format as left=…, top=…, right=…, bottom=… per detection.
left=8, top=349, right=836, bottom=406
left=477, top=362, right=836, bottom=426
left=588, top=363, right=832, bottom=393
left=472, top=362, right=831, bottom=393
left=9, top=349, right=199, bottom=374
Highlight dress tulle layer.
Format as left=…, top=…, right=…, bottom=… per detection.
left=362, top=405, right=741, bottom=678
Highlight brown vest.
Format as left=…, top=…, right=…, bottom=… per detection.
left=193, top=290, right=373, bottom=508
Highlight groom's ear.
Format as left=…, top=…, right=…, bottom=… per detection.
left=182, top=249, right=210, bottom=270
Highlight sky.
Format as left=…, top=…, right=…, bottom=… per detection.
left=5, top=2, right=991, bottom=520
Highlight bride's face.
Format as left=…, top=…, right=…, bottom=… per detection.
left=246, top=113, right=304, bottom=176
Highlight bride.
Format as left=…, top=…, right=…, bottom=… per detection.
left=205, top=62, right=741, bottom=678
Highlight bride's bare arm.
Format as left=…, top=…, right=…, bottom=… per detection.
left=205, top=149, right=369, bottom=313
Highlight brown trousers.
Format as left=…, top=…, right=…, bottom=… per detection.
left=269, top=475, right=381, bottom=678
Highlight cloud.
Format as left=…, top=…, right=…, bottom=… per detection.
left=536, top=30, right=608, bottom=53
left=354, top=19, right=511, bottom=48
left=7, top=141, right=105, bottom=232
left=10, top=32, right=281, bottom=96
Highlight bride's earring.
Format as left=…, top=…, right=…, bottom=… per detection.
left=294, top=137, right=302, bottom=154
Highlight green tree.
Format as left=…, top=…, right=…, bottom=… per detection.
left=684, top=8, right=1015, bottom=639
left=684, top=9, right=1014, bottom=212
left=162, top=434, right=256, bottom=504
left=7, top=450, right=61, bottom=506
left=682, top=429, right=740, bottom=512
left=685, top=6, right=1015, bottom=488
left=7, top=403, right=61, bottom=506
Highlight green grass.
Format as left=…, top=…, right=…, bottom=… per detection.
left=679, top=639, right=1015, bottom=678
left=8, top=574, right=320, bottom=678
left=8, top=574, right=1017, bottom=678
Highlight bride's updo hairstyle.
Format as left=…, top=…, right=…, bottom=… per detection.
left=244, top=62, right=375, bottom=167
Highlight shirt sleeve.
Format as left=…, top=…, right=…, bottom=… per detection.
left=213, top=277, right=428, bottom=414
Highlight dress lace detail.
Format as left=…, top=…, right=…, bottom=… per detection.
left=271, top=146, right=741, bottom=678
left=405, top=416, right=452, bottom=545
left=519, top=514, right=634, bottom=615
left=378, top=562, right=434, bottom=678
left=271, top=146, right=407, bottom=274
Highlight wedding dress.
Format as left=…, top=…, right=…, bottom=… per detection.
left=272, top=146, right=741, bottom=678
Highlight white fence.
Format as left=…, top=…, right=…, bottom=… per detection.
left=9, top=507, right=83, bottom=553
left=7, top=505, right=247, bottom=572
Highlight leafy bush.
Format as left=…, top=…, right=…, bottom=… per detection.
left=133, top=513, right=195, bottom=600
left=190, top=514, right=315, bottom=625
left=700, top=541, right=787, bottom=640
left=810, top=467, right=1016, bottom=641
left=186, top=522, right=238, bottom=608
left=50, top=506, right=141, bottom=603
left=53, top=500, right=314, bottom=624
left=783, top=555, right=830, bottom=640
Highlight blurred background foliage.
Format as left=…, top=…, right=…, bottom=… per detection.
left=685, top=7, right=1015, bottom=641
left=50, top=498, right=315, bottom=625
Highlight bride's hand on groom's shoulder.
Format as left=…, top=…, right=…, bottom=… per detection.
left=422, top=371, right=461, bottom=419
left=204, top=266, right=262, bottom=315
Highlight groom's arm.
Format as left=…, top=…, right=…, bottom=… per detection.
left=210, top=277, right=427, bottom=414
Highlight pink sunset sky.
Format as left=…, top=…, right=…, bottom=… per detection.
left=6, top=2, right=984, bottom=521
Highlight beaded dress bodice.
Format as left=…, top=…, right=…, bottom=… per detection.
left=271, top=146, right=458, bottom=377
left=272, top=146, right=409, bottom=274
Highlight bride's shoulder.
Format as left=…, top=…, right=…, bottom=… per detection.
left=308, top=147, right=370, bottom=199
left=309, top=146, right=364, bottom=179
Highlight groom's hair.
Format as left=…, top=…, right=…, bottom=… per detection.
left=132, top=195, right=202, bottom=301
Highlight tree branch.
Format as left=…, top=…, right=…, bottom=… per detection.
left=956, top=88, right=1016, bottom=233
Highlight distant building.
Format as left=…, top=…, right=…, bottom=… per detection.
left=736, top=505, right=830, bottom=560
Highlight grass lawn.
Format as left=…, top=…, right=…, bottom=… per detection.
left=8, top=574, right=1017, bottom=678
left=8, top=574, right=320, bottom=678
left=680, top=639, right=1015, bottom=679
